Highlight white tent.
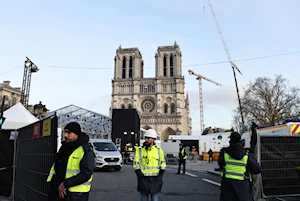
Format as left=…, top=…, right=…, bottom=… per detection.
left=2, top=102, right=39, bottom=130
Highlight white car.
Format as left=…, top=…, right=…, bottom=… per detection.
left=89, top=139, right=123, bottom=171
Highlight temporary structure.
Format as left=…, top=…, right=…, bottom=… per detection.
left=2, top=102, right=39, bottom=130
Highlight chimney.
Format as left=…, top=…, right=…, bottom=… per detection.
left=3, top=81, right=10, bottom=87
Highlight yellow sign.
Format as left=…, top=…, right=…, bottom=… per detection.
left=42, top=118, right=51, bottom=137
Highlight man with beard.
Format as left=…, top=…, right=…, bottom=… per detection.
left=47, top=122, right=95, bottom=201
left=133, top=129, right=166, bottom=201
left=218, top=132, right=261, bottom=201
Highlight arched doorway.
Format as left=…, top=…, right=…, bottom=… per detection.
left=161, top=127, right=176, bottom=140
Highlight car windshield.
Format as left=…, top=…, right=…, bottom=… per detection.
left=93, top=142, right=118, bottom=151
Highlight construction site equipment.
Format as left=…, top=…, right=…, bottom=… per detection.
left=188, top=70, right=222, bottom=135
left=20, top=57, right=39, bottom=109
left=207, top=0, right=245, bottom=125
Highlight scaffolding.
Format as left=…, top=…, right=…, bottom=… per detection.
left=46, top=104, right=112, bottom=138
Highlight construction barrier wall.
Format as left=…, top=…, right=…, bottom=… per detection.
left=14, top=115, right=57, bottom=201
left=259, top=136, right=300, bottom=198
left=0, top=130, right=14, bottom=198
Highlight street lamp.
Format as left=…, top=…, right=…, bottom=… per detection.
left=33, top=101, right=48, bottom=119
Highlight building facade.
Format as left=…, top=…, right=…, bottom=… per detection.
left=110, top=42, right=191, bottom=140
left=0, top=81, right=22, bottom=110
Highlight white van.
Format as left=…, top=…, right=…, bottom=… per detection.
left=89, top=139, right=123, bottom=171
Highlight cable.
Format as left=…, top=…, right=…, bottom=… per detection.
left=41, top=50, right=300, bottom=70
left=1, top=50, right=300, bottom=74
left=0, top=66, right=22, bottom=75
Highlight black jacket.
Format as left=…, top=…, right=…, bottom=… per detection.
left=218, top=142, right=261, bottom=201
left=48, top=133, right=95, bottom=201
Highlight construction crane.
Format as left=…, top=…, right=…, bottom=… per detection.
left=188, top=70, right=222, bottom=135
left=207, top=0, right=245, bottom=124
left=20, top=57, right=39, bottom=108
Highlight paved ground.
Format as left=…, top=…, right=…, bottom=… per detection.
left=90, top=164, right=221, bottom=201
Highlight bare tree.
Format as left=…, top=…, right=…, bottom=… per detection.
left=232, top=75, right=300, bottom=128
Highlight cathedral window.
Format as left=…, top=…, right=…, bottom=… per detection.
left=121, top=104, right=125, bottom=109
left=122, top=57, right=126, bottom=79
left=163, top=55, right=167, bottom=77
left=170, top=55, right=174, bottom=76
left=164, top=104, right=168, bottom=114
left=129, top=82, right=133, bottom=93
left=171, top=103, right=176, bottom=114
left=128, top=104, right=133, bottom=109
left=129, top=56, right=133, bottom=78
left=163, top=82, right=167, bottom=92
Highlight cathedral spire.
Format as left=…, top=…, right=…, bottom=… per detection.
left=174, top=40, right=179, bottom=48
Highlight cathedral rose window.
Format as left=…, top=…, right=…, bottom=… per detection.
left=141, top=99, right=155, bottom=113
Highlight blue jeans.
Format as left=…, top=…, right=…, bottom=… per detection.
left=140, top=193, right=159, bottom=201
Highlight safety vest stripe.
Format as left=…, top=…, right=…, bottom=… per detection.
left=160, top=166, right=166, bottom=170
left=139, top=148, right=143, bottom=170
left=158, top=148, right=161, bottom=167
left=66, top=169, right=80, bottom=174
left=225, top=171, right=245, bottom=177
left=81, top=181, right=91, bottom=186
left=225, top=161, right=247, bottom=167
left=143, top=172, right=159, bottom=176
left=140, top=166, right=160, bottom=170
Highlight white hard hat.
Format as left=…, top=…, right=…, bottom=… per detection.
left=144, top=129, right=157, bottom=139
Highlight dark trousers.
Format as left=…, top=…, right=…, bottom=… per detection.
left=48, top=188, right=89, bottom=201
left=177, top=159, right=186, bottom=174
left=208, top=156, right=213, bottom=163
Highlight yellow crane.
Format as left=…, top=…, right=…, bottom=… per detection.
left=207, top=0, right=245, bottom=124
left=188, top=70, right=222, bottom=134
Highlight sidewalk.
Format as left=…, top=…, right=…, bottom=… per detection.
left=168, top=161, right=221, bottom=176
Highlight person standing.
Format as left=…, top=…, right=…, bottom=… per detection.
left=176, top=143, right=187, bottom=175
left=208, top=149, right=214, bottom=163
left=47, top=122, right=95, bottom=201
left=133, top=129, right=166, bottom=201
left=218, top=132, right=261, bottom=201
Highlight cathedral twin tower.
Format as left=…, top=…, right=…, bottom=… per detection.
left=110, top=42, right=191, bottom=140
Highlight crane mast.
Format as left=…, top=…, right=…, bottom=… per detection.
left=188, top=70, right=222, bottom=134
left=207, top=0, right=245, bottom=124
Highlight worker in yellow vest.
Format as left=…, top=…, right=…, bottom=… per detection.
left=47, top=122, right=95, bottom=201
left=133, top=129, right=166, bottom=201
left=176, top=143, right=187, bottom=175
left=218, top=132, right=261, bottom=201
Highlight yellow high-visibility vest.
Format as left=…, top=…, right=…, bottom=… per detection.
left=222, top=153, right=248, bottom=181
left=47, top=146, right=93, bottom=192
left=133, top=145, right=166, bottom=176
left=181, top=148, right=187, bottom=160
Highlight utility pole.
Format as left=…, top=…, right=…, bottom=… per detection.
left=20, top=57, right=39, bottom=108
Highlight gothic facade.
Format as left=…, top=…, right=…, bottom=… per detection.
left=110, top=42, right=191, bottom=140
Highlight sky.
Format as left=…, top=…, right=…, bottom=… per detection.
left=0, top=0, right=300, bottom=135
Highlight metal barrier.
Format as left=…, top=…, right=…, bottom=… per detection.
left=14, top=115, right=57, bottom=201
left=0, top=129, right=14, bottom=200
left=257, top=136, right=300, bottom=199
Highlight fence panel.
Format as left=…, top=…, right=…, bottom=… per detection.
left=14, top=115, right=57, bottom=201
left=0, top=130, right=14, bottom=198
left=260, top=136, right=300, bottom=197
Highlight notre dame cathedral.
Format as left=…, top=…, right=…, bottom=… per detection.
left=110, top=42, right=191, bottom=140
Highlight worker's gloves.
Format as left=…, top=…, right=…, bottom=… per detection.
left=135, top=169, right=144, bottom=179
